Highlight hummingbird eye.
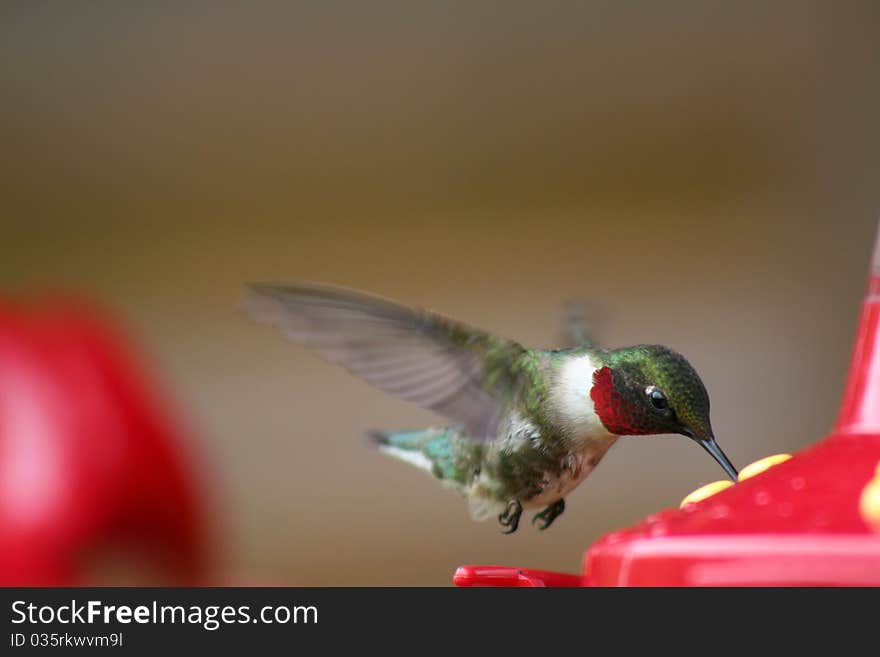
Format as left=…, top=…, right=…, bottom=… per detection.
left=646, top=386, right=668, bottom=410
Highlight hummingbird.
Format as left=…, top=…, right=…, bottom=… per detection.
left=245, top=282, right=738, bottom=534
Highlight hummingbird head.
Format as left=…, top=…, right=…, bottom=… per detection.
left=590, top=344, right=738, bottom=480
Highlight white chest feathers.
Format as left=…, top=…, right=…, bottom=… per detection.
left=550, top=353, right=614, bottom=441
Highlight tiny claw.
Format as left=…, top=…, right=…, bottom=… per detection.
left=497, top=499, right=523, bottom=535
left=532, top=498, right=565, bottom=531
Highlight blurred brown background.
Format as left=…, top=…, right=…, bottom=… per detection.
left=2, top=3, right=879, bottom=584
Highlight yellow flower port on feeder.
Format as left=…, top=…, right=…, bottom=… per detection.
left=737, top=453, right=792, bottom=481
left=859, top=461, right=880, bottom=532
left=679, top=480, right=734, bottom=507
left=679, top=453, right=793, bottom=508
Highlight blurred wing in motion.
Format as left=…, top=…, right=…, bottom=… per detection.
left=244, top=283, right=527, bottom=441
left=560, top=298, right=609, bottom=349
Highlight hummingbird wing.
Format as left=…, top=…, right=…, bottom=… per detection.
left=560, top=298, right=609, bottom=349
left=244, top=282, right=528, bottom=441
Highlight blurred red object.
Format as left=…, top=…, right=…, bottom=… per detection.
left=456, top=226, right=880, bottom=587
left=0, top=300, right=209, bottom=585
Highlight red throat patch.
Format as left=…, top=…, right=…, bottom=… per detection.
left=590, top=366, right=648, bottom=436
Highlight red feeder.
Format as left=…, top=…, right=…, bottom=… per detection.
left=456, top=227, right=880, bottom=587
left=0, top=300, right=210, bottom=585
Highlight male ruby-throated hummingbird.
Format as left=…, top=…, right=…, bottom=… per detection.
left=245, top=283, right=738, bottom=534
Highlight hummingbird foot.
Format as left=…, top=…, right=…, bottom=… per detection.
left=498, top=499, right=523, bottom=534
left=532, top=498, right=565, bottom=530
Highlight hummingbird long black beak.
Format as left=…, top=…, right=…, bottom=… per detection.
left=696, top=436, right=738, bottom=481
left=680, top=426, right=738, bottom=480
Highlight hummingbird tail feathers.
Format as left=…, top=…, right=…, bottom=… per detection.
left=368, top=427, right=480, bottom=486
left=369, top=428, right=501, bottom=522
left=368, top=429, right=436, bottom=474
